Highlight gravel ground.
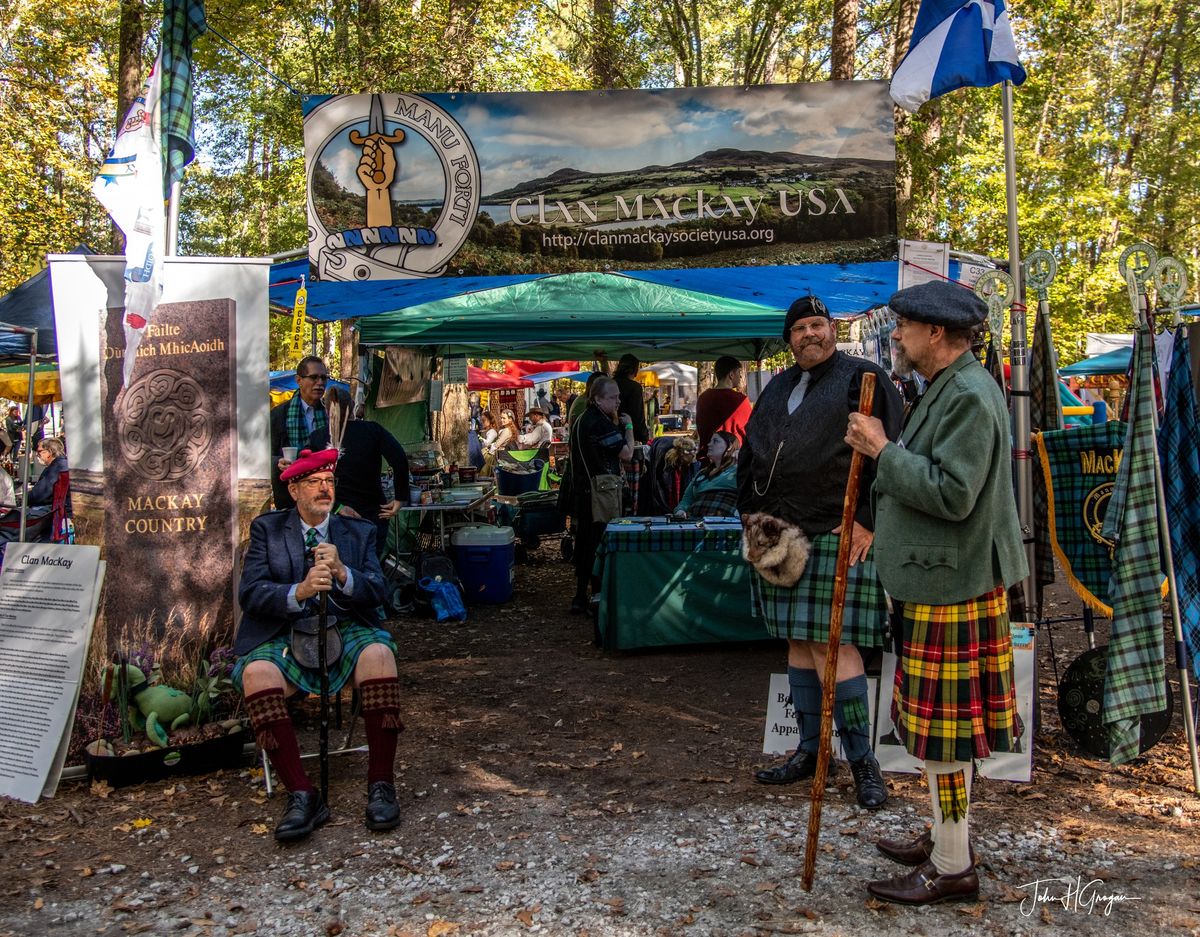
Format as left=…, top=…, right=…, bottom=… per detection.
left=2, top=545, right=1198, bottom=936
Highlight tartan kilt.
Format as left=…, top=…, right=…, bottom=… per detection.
left=232, top=622, right=396, bottom=696
left=891, top=586, right=1022, bottom=763
left=752, top=532, right=887, bottom=648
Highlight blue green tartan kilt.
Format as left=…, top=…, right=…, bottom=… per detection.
left=232, top=622, right=397, bottom=696
left=752, top=532, right=887, bottom=648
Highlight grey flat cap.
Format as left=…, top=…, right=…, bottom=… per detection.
left=888, top=280, right=986, bottom=328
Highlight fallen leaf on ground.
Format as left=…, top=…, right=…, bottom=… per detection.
left=426, top=921, right=459, bottom=937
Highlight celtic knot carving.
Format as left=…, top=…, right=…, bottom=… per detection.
left=116, top=368, right=213, bottom=481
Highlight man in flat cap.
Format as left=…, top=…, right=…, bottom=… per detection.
left=738, top=295, right=902, bottom=810
left=235, top=449, right=403, bottom=842
left=845, top=279, right=1026, bottom=905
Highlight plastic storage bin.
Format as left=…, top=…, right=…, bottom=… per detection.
left=451, top=525, right=515, bottom=604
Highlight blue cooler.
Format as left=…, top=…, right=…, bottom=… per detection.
left=451, top=525, right=515, bottom=604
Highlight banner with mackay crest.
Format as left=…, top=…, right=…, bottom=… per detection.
left=1036, top=422, right=1167, bottom=614
left=302, top=84, right=897, bottom=282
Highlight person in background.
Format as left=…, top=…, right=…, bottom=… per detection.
left=517, top=407, right=553, bottom=453
left=307, top=387, right=409, bottom=560
left=568, top=373, right=604, bottom=427
left=696, top=356, right=752, bottom=457
left=479, top=410, right=499, bottom=450
left=269, top=356, right=328, bottom=510
left=28, top=436, right=70, bottom=510
left=467, top=392, right=483, bottom=429
left=613, top=354, right=650, bottom=444
left=674, top=430, right=740, bottom=519
left=483, top=409, right=517, bottom=475
left=535, top=388, right=551, bottom=415
left=5, top=406, right=23, bottom=456
left=565, top=377, right=633, bottom=614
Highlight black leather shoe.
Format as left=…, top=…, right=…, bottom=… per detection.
left=867, top=860, right=979, bottom=906
left=365, top=781, right=401, bottom=831
left=848, top=752, right=888, bottom=809
left=274, top=789, right=330, bottom=843
left=569, top=596, right=586, bottom=614
left=877, top=830, right=977, bottom=867
left=754, top=748, right=828, bottom=785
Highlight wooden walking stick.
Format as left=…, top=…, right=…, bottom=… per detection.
left=317, top=589, right=331, bottom=803
left=801, top=371, right=876, bottom=892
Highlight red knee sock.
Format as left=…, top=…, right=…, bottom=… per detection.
left=359, top=678, right=403, bottom=785
left=245, top=687, right=314, bottom=794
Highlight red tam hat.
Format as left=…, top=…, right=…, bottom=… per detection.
left=280, top=448, right=337, bottom=483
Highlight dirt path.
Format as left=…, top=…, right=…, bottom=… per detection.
left=2, top=545, right=1198, bottom=936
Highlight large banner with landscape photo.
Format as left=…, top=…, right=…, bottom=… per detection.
left=303, top=83, right=896, bottom=282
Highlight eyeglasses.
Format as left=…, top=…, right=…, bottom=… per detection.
left=297, top=476, right=336, bottom=490
left=299, top=372, right=328, bottom=381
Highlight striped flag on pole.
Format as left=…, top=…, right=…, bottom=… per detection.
left=890, top=0, right=1027, bottom=112
left=92, top=57, right=167, bottom=388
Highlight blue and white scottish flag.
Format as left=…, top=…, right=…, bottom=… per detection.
left=891, top=0, right=1027, bottom=112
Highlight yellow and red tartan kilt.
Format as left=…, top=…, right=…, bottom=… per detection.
left=891, top=585, right=1022, bottom=763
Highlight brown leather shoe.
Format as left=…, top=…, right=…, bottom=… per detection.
left=876, top=831, right=977, bottom=867
left=867, top=860, right=979, bottom=906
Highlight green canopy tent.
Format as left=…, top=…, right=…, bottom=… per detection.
left=356, top=272, right=794, bottom=361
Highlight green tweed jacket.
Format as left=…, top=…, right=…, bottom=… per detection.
left=872, top=350, right=1028, bottom=605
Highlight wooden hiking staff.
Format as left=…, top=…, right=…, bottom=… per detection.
left=801, top=371, right=876, bottom=892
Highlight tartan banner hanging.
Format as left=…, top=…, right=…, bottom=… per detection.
left=1158, top=325, right=1200, bottom=680
left=1029, top=309, right=1063, bottom=605
left=1035, top=421, right=1129, bottom=615
left=1102, top=329, right=1169, bottom=765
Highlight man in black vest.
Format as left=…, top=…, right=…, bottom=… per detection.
left=737, top=295, right=902, bottom=809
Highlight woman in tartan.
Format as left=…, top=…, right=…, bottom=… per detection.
left=738, top=295, right=902, bottom=810
left=846, top=280, right=1027, bottom=907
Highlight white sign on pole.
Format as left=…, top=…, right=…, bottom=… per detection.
left=899, top=239, right=950, bottom=290
left=0, top=543, right=104, bottom=803
left=762, top=672, right=878, bottom=762
left=873, top=625, right=1035, bottom=782
left=443, top=355, right=468, bottom=384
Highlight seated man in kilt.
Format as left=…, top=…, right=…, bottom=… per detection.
left=234, top=448, right=402, bottom=842
left=738, top=295, right=902, bottom=809
left=846, top=280, right=1027, bottom=906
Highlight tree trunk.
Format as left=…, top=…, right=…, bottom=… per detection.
left=830, top=0, right=858, bottom=79
left=591, top=0, right=619, bottom=88
left=891, top=0, right=920, bottom=233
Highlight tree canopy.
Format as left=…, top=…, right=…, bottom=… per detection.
left=1, top=0, right=1196, bottom=362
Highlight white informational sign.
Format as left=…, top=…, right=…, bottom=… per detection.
left=899, top=239, right=950, bottom=290
left=958, top=261, right=992, bottom=289
left=762, top=672, right=878, bottom=762
left=443, top=355, right=468, bottom=385
left=874, top=625, right=1035, bottom=783
left=0, top=544, right=104, bottom=803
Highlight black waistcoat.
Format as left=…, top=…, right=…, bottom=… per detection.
left=742, top=352, right=858, bottom=536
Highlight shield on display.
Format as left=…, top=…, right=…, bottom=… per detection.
left=1057, top=646, right=1174, bottom=759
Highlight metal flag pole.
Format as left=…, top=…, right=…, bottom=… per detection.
left=18, top=327, right=38, bottom=542
left=1135, top=250, right=1200, bottom=794
left=1001, top=80, right=1036, bottom=616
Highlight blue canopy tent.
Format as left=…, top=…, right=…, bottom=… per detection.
left=1059, top=348, right=1131, bottom=377
left=0, top=244, right=93, bottom=362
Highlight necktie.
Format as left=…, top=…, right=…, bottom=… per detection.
left=303, top=403, right=314, bottom=435
left=787, top=371, right=811, bottom=415
left=304, top=526, right=320, bottom=557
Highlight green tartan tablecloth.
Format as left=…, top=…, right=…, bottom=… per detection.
left=592, top=520, right=770, bottom=651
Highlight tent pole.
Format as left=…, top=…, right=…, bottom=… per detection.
left=1002, top=80, right=1035, bottom=615
left=18, top=328, right=37, bottom=542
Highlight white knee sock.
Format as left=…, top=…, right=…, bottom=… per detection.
left=924, top=759, right=973, bottom=875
